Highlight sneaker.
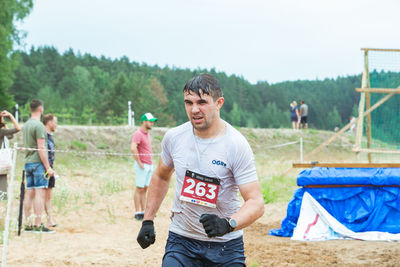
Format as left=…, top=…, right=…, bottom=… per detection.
left=33, top=224, right=56, bottom=234
left=24, top=225, right=34, bottom=232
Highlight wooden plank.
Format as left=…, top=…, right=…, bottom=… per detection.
left=361, top=48, right=400, bottom=52
left=355, top=88, right=400, bottom=93
left=359, top=148, right=400, bottom=154
left=293, top=163, right=400, bottom=168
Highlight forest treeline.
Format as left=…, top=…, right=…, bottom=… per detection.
left=7, top=46, right=400, bottom=131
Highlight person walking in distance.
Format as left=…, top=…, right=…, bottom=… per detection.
left=131, top=113, right=157, bottom=221
left=137, top=74, right=264, bottom=266
left=22, top=100, right=55, bottom=233
left=43, top=114, right=58, bottom=227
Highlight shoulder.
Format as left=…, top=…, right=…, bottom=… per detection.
left=224, top=122, right=250, bottom=149
left=164, top=122, right=191, bottom=139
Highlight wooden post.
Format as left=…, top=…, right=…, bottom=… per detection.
left=365, top=52, right=372, bottom=163
left=355, top=50, right=369, bottom=151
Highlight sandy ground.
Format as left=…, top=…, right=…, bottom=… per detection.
left=2, top=188, right=400, bottom=267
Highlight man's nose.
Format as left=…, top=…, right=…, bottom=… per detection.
left=191, top=104, right=200, bottom=113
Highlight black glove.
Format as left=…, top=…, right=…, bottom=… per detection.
left=199, top=214, right=230, bottom=238
left=137, top=220, right=156, bottom=249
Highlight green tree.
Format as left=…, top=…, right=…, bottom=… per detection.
left=229, top=102, right=241, bottom=126
left=326, top=106, right=343, bottom=131
left=0, top=0, right=33, bottom=108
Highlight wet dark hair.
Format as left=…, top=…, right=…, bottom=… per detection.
left=183, top=74, right=223, bottom=101
left=43, top=113, right=55, bottom=125
left=30, top=99, right=43, bottom=112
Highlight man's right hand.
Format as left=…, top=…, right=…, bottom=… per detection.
left=137, top=220, right=156, bottom=249
left=46, top=168, right=55, bottom=178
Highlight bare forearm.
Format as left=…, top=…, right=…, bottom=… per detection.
left=38, top=149, right=50, bottom=170
left=143, top=174, right=170, bottom=221
left=131, top=146, right=142, bottom=164
left=9, top=116, right=21, bottom=131
left=231, top=196, right=264, bottom=231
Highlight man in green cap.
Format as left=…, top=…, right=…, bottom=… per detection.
left=130, top=112, right=157, bottom=220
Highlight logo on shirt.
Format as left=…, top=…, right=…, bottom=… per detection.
left=212, top=160, right=226, bottom=167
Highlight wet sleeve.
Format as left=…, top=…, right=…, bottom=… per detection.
left=161, top=130, right=174, bottom=168
left=231, top=136, right=258, bottom=185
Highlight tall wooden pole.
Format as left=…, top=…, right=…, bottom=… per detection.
left=365, top=52, right=372, bottom=163
left=355, top=50, right=369, bottom=151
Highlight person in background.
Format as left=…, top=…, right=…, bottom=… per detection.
left=290, top=101, right=300, bottom=130
left=22, top=99, right=55, bottom=233
left=299, top=100, right=309, bottom=129
left=0, top=110, right=21, bottom=199
left=131, top=112, right=157, bottom=221
left=43, top=114, right=58, bottom=227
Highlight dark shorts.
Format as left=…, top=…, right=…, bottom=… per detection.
left=25, top=163, right=48, bottom=189
left=301, top=116, right=308, bottom=123
left=48, top=176, right=55, bottom=188
left=162, top=231, right=246, bottom=267
left=291, top=116, right=298, bottom=122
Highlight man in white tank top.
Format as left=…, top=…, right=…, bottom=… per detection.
left=137, top=74, right=264, bottom=266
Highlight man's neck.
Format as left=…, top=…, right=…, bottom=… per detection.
left=141, top=125, right=148, bottom=133
left=194, top=119, right=225, bottom=139
left=31, top=113, right=41, bottom=120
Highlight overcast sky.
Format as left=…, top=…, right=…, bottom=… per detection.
left=18, top=0, right=400, bottom=84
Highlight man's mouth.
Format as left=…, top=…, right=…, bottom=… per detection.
left=192, top=115, right=204, bottom=124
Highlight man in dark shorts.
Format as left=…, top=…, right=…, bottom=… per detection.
left=137, top=74, right=265, bottom=266
left=299, top=100, right=309, bottom=129
left=43, top=114, right=58, bottom=227
left=22, top=100, right=55, bottom=233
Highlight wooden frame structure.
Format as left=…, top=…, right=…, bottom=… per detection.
left=354, top=48, right=400, bottom=162
left=301, top=48, right=400, bottom=163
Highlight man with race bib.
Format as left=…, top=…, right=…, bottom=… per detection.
left=137, top=74, right=264, bottom=266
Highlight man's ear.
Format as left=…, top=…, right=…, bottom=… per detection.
left=216, top=97, right=225, bottom=110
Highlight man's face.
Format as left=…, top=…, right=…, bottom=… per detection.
left=184, top=91, right=224, bottom=131
left=144, top=120, right=154, bottom=130
left=49, top=117, right=58, bottom=132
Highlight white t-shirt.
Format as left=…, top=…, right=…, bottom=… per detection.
left=161, top=121, right=258, bottom=242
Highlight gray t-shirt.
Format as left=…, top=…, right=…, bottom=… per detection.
left=161, top=121, right=258, bottom=242
left=300, top=104, right=308, bottom=117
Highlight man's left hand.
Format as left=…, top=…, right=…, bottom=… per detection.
left=199, top=214, right=230, bottom=238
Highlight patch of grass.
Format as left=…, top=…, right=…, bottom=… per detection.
left=273, top=131, right=281, bottom=139
left=260, top=176, right=298, bottom=204
left=99, top=178, right=125, bottom=196
left=247, top=130, right=258, bottom=141
left=70, top=140, right=87, bottom=150
left=308, top=129, right=317, bottom=135
left=96, top=143, right=108, bottom=149
left=154, top=135, right=163, bottom=142
left=53, top=186, right=71, bottom=213
left=250, top=259, right=259, bottom=267
left=84, top=191, right=95, bottom=205
left=106, top=204, right=117, bottom=224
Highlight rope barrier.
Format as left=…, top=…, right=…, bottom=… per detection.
left=16, top=146, right=161, bottom=157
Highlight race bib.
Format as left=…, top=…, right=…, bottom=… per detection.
left=180, top=170, right=220, bottom=208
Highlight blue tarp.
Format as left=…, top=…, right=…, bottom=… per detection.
left=269, top=168, right=400, bottom=237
